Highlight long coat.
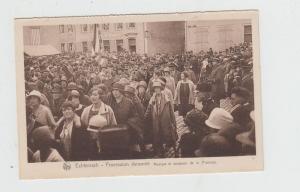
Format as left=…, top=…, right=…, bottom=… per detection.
left=210, top=64, right=226, bottom=100
left=174, top=80, right=195, bottom=105
left=144, top=93, right=178, bottom=147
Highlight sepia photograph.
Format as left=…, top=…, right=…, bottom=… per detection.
left=15, top=10, right=263, bottom=179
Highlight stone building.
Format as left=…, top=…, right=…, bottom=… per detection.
left=23, top=20, right=252, bottom=56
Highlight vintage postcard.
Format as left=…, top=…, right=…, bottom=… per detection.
left=15, top=10, right=263, bottom=179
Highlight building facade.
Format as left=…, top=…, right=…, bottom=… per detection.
left=23, top=20, right=252, bottom=56
left=23, top=23, right=145, bottom=54
left=144, top=21, right=185, bottom=55
left=185, top=19, right=252, bottom=53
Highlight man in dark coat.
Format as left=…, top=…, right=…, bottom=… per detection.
left=183, top=64, right=197, bottom=84
left=230, top=86, right=253, bottom=131
left=194, top=83, right=218, bottom=116
left=209, top=61, right=226, bottom=103
left=137, top=81, right=151, bottom=109
left=109, top=82, right=142, bottom=158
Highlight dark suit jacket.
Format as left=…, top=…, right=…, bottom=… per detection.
left=231, top=103, right=253, bottom=132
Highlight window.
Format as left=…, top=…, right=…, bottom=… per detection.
left=81, top=24, right=88, bottom=32
left=194, top=27, right=209, bottom=51
left=68, top=43, right=74, bottom=52
left=128, top=23, right=136, bottom=29
left=61, top=43, right=65, bottom=52
left=244, top=25, right=252, bottom=43
left=31, top=27, right=40, bottom=45
left=128, top=38, right=136, bottom=53
left=82, top=41, right=88, bottom=52
left=218, top=25, right=233, bottom=50
left=102, top=23, right=109, bottom=31
left=90, top=24, right=94, bottom=32
left=115, top=23, right=123, bottom=31
left=103, top=40, right=110, bottom=52
left=116, top=39, right=123, bottom=52
left=59, top=25, right=64, bottom=33
left=67, top=25, right=73, bottom=33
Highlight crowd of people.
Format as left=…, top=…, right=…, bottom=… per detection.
left=25, top=42, right=256, bottom=162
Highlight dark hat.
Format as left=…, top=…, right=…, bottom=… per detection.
left=61, top=100, right=75, bottom=111
left=32, top=126, right=53, bottom=145
left=112, top=82, right=124, bottom=92
left=159, top=77, right=167, bottom=85
left=196, top=83, right=212, bottom=92
left=218, top=125, right=240, bottom=142
left=194, top=134, right=232, bottom=157
left=231, top=86, right=251, bottom=99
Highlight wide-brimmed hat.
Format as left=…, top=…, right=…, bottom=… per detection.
left=26, top=90, right=42, bottom=101
left=205, top=108, right=234, bottom=130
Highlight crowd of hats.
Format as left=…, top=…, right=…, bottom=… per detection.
left=24, top=42, right=253, bottom=91
left=25, top=42, right=255, bottom=159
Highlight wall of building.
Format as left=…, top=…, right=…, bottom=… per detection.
left=23, top=25, right=60, bottom=50
left=99, top=23, right=145, bottom=54
left=145, top=21, right=185, bottom=55
left=186, top=19, right=251, bottom=53
left=23, top=20, right=251, bottom=56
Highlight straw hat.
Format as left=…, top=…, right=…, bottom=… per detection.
left=27, top=90, right=42, bottom=101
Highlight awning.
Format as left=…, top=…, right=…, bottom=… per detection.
left=24, top=45, right=60, bottom=56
